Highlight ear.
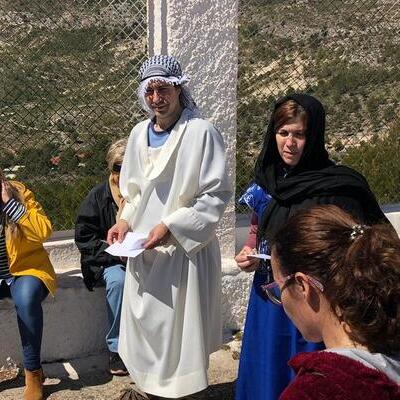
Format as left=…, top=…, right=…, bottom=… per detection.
left=294, top=272, right=310, bottom=299
left=295, top=272, right=321, bottom=312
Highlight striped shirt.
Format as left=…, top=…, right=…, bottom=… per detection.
left=0, top=234, right=9, bottom=280
left=0, top=198, right=27, bottom=282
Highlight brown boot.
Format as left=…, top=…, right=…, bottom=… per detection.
left=23, top=368, right=44, bottom=400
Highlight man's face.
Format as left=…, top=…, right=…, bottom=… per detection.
left=144, top=81, right=181, bottom=120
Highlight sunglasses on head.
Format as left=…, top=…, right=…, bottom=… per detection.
left=112, top=163, right=122, bottom=173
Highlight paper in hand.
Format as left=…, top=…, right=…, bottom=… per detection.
left=105, top=231, right=147, bottom=258
left=247, top=253, right=271, bottom=260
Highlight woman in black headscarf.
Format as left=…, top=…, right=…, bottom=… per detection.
left=235, top=93, right=386, bottom=400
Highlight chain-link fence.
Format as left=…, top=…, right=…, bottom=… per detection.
left=2, top=1, right=399, bottom=229
left=0, top=0, right=147, bottom=231
left=237, top=0, right=400, bottom=211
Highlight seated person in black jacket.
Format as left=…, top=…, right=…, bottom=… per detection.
left=75, top=139, right=128, bottom=375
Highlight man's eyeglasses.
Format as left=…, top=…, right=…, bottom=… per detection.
left=145, top=86, right=174, bottom=98
left=261, top=274, right=324, bottom=306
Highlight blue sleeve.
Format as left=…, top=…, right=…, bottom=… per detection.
left=238, top=182, right=272, bottom=217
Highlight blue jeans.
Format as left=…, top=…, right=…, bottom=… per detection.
left=0, top=276, right=48, bottom=371
left=101, top=264, right=125, bottom=353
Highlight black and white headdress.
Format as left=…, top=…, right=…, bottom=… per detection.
left=137, top=55, right=198, bottom=114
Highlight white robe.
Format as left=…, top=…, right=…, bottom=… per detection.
left=118, top=109, right=232, bottom=398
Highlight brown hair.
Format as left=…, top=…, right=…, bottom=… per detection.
left=273, top=99, right=308, bottom=132
left=270, top=204, right=400, bottom=354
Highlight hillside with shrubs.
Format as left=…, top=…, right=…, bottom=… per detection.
left=237, top=0, right=400, bottom=206
left=0, top=0, right=399, bottom=231
left=0, top=0, right=146, bottom=229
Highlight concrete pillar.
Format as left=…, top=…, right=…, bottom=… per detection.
left=147, top=0, right=238, bottom=260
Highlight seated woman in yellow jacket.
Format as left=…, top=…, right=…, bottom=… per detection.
left=0, top=168, right=56, bottom=400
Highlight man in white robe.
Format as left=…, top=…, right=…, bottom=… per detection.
left=107, top=55, right=232, bottom=400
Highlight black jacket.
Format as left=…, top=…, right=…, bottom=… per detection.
left=75, top=181, right=126, bottom=290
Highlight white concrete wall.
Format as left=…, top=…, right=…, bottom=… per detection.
left=148, top=0, right=238, bottom=258
left=0, top=284, right=109, bottom=367
left=149, top=0, right=247, bottom=333
left=0, top=243, right=109, bottom=366
left=385, top=211, right=400, bottom=234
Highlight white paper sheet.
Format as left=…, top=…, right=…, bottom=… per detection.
left=105, top=231, right=147, bottom=258
left=247, top=253, right=271, bottom=260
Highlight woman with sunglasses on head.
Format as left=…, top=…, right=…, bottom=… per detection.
left=268, top=204, right=400, bottom=399
left=75, top=138, right=129, bottom=376
left=0, top=168, right=56, bottom=400
left=235, top=93, right=388, bottom=400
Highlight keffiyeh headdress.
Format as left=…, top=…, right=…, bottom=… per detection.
left=137, top=55, right=198, bottom=114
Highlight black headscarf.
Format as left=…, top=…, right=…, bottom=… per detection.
left=254, top=93, right=386, bottom=242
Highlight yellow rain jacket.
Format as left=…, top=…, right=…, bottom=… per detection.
left=5, top=181, right=56, bottom=296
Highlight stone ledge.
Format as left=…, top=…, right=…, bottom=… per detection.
left=0, top=243, right=249, bottom=367
left=385, top=211, right=400, bottom=235
left=3, top=209, right=398, bottom=368
left=44, top=239, right=81, bottom=273
left=0, top=283, right=108, bottom=367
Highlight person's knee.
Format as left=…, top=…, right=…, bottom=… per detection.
left=105, top=267, right=125, bottom=292
left=14, top=291, right=41, bottom=313
left=12, top=277, right=44, bottom=310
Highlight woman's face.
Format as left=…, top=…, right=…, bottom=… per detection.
left=111, top=171, right=120, bottom=187
left=271, top=248, right=323, bottom=342
left=275, top=119, right=306, bottom=167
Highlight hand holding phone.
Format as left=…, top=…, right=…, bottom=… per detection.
left=1, top=180, right=11, bottom=206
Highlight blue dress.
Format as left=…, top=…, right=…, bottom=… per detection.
left=236, top=183, right=324, bottom=400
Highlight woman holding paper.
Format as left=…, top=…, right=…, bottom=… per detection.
left=235, top=93, right=387, bottom=400
left=107, top=55, right=231, bottom=400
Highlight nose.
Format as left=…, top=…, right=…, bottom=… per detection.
left=285, top=135, right=296, bottom=147
left=152, top=91, right=162, bottom=103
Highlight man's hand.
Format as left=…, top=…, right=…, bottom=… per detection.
left=144, top=222, right=170, bottom=249
left=235, top=245, right=259, bottom=272
left=107, top=219, right=129, bottom=245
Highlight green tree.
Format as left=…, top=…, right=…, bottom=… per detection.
left=343, top=121, right=400, bottom=204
